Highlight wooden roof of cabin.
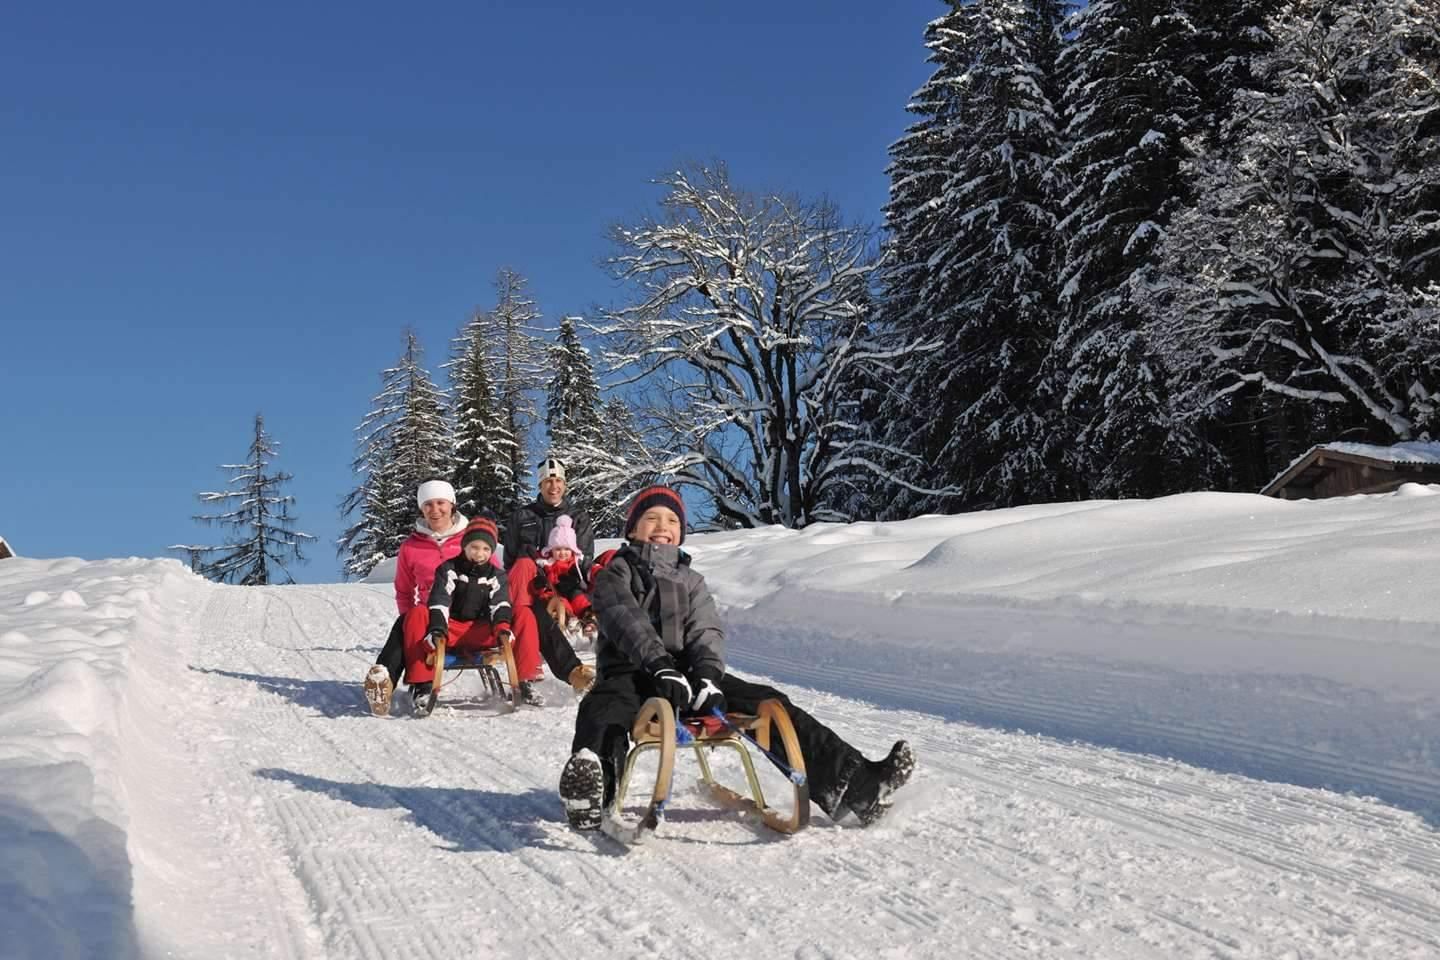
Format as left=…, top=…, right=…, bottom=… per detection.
left=1262, top=442, right=1440, bottom=497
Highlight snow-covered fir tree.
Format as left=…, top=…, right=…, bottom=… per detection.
left=597, top=163, right=936, bottom=528
left=876, top=0, right=1070, bottom=516
left=1148, top=0, right=1440, bottom=465
left=554, top=391, right=655, bottom=537
left=1051, top=0, right=1218, bottom=497
left=444, top=308, right=517, bottom=521
left=543, top=316, right=607, bottom=521
left=338, top=333, right=450, bottom=578
left=175, top=414, right=313, bottom=585
left=482, top=269, right=547, bottom=515
left=594, top=395, right=650, bottom=535
left=1186, top=0, right=1282, bottom=141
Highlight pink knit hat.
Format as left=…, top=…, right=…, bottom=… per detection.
left=544, top=515, right=582, bottom=558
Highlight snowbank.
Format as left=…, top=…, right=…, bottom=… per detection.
left=693, top=489, right=1440, bottom=818
left=0, top=557, right=201, bottom=960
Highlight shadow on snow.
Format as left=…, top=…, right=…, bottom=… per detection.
left=254, top=767, right=582, bottom=854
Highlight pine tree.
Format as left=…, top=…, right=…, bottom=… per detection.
left=544, top=315, right=606, bottom=521
left=445, top=309, right=515, bottom=521
left=1051, top=0, right=1217, bottom=498
left=876, top=0, right=1069, bottom=516
left=1186, top=0, right=1283, bottom=140
left=488, top=269, right=547, bottom=514
left=339, top=332, right=450, bottom=578
left=174, top=414, right=313, bottom=585
left=1148, top=0, right=1440, bottom=461
left=594, top=396, right=649, bottom=535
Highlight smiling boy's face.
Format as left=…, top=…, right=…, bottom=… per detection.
left=463, top=540, right=493, bottom=564
left=630, top=506, right=681, bottom=545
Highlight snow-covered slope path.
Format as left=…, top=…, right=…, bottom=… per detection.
left=142, top=578, right=1440, bottom=959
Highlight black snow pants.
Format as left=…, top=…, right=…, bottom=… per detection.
left=375, top=614, right=407, bottom=685
left=570, top=668, right=862, bottom=816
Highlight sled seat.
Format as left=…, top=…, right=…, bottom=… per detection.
left=616, top=697, right=810, bottom=835
left=426, top=633, right=521, bottom=712
left=441, top=644, right=505, bottom=670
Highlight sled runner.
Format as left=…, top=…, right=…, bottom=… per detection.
left=605, top=696, right=810, bottom=843
left=424, top=632, right=522, bottom=715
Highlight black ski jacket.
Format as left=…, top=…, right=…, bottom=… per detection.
left=426, top=555, right=513, bottom=636
left=502, top=497, right=595, bottom=572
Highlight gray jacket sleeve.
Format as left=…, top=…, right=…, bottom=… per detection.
left=591, top=554, right=670, bottom=672
left=680, top=570, right=725, bottom=679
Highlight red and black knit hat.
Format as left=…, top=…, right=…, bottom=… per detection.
left=461, top=517, right=498, bottom=551
left=624, top=485, right=686, bottom=544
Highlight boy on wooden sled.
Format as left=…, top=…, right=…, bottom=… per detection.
left=404, top=517, right=541, bottom=715
left=558, top=486, right=915, bottom=831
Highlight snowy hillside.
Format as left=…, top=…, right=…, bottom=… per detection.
left=3, top=489, right=1440, bottom=958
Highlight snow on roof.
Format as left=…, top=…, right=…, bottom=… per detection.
left=1319, top=440, right=1440, bottom=465
left=1267, top=440, right=1440, bottom=489
left=0, top=535, right=12, bottom=559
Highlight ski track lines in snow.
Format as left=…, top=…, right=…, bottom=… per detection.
left=723, top=592, right=1440, bottom=822
left=156, top=579, right=1440, bottom=959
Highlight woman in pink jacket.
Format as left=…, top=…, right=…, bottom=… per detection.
left=363, top=480, right=468, bottom=715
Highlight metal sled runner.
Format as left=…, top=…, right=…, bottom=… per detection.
left=608, top=696, right=811, bottom=842
left=424, top=633, right=522, bottom=714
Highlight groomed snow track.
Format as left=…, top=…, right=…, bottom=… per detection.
left=120, top=578, right=1440, bottom=959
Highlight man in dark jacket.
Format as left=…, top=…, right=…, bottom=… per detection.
left=503, top=457, right=596, bottom=573
left=503, top=457, right=597, bottom=699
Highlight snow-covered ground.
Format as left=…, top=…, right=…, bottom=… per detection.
left=3, top=488, right=1440, bottom=958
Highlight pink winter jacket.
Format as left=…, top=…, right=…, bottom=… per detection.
left=393, top=515, right=468, bottom=614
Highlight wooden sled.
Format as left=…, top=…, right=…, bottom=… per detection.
left=607, top=696, right=810, bottom=842
left=424, top=632, right=522, bottom=714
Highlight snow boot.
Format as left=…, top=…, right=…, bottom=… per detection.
left=519, top=679, right=546, bottom=707
left=410, top=682, right=436, bottom=718
left=838, top=741, right=916, bottom=827
left=363, top=664, right=394, bottom=717
left=559, top=749, right=606, bottom=831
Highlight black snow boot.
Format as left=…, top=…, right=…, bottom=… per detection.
left=519, top=680, right=546, bottom=707
left=836, top=741, right=916, bottom=827
left=559, top=749, right=606, bottom=831
left=409, top=682, right=435, bottom=718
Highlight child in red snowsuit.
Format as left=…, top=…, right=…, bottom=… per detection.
left=507, top=515, right=597, bottom=695
left=403, top=517, right=545, bottom=714
left=530, top=515, right=597, bottom=641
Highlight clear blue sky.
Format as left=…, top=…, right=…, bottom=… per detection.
left=1, top=0, right=939, bottom=581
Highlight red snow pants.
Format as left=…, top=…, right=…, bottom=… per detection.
left=401, top=606, right=542, bottom=684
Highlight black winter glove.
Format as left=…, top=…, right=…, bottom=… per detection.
left=648, top=657, right=692, bottom=712
left=687, top=666, right=726, bottom=716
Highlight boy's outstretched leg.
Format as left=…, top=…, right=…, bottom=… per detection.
left=719, top=675, right=917, bottom=825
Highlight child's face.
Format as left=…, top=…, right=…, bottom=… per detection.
left=464, top=540, right=493, bottom=564
left=550, top=546, right=574, bottom=564
left=630, top=506, right=681, bottom=545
